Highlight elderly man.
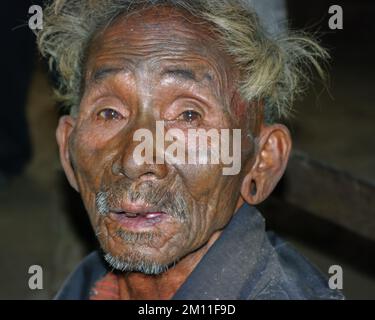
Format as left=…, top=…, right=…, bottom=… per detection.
left=37, top=0, right=343, bottom=300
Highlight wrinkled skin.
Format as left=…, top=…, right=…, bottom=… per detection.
left=56, top=5, right=292, bottom=299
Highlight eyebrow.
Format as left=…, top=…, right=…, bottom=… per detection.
left=161, top=67, right=197, bottom=82
left=89, top=65, right=215, bottom=88
left=91, top=67, right=127, bottom=83
left=161, top=66, right=216, bottom=84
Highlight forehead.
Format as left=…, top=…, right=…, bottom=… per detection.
left=84, top=5, right=236, bottom=89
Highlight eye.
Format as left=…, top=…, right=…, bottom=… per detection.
left=178, top=110, right=202, bottom=123
left=97, top=108, right=124, bottom=121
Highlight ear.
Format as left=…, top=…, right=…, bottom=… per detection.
left=56, top=115, right=79, bottom=192
left=240, top=123, right=292, bottom=205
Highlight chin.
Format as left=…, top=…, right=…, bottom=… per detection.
left=102, top=248, right=179, bottom=275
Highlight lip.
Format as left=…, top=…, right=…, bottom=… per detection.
left=108, top=201, right=168, bottom=231
left=111, top=201, right=161, bottom=214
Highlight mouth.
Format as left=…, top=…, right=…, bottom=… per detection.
left=108, top=203, right=168, bottom=231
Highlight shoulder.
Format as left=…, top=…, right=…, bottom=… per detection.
left=54, top=251, right=108, bottom=300
left=262, top=231, right=345, bottom=300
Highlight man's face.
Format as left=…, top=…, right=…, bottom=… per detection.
left=64, top=6, right=257, bottom=273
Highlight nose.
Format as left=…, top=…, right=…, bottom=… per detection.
left=112, top=116, right=168, bottom=182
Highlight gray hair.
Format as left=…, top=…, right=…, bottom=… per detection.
left=36, top=0, right=329, bottom=122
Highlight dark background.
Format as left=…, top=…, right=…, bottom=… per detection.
left=0, top=0, right=374, bottom=299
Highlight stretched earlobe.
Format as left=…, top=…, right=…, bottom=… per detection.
left=240, top=174, right=262, bottom=205
left=250, top=180, right=257, bottom=196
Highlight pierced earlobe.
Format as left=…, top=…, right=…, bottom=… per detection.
left=239, top=174, right=260, bottom=205
left=250, top=180, right=257, bottom=196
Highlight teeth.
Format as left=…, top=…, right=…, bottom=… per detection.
left=125, top=212, right=138, bottom=218
left=121, top=212, right=163, bottom=219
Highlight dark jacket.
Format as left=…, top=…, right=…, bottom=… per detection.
left=55, top=203, right=344, bottom=300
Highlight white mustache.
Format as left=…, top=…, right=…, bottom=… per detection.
left=95, top=187, right=188, bottom=223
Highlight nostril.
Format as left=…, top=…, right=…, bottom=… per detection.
left=112, top=162, right=124, bottom=176
left=112, top=154, right=168, bottom=180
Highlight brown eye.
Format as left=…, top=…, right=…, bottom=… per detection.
left=179, top=110, right=201, bottom=123
left=97, top=108, right=123, bottom=121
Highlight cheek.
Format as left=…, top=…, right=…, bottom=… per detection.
left=175, top=163, right=223, bottom=197
left=175, top=163, right=242, bottom=223
left=70, top=123, right=120, bottom=215
left=73, top=121, right=116, bottom=177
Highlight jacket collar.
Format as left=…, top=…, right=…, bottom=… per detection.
left=172, top=203, right=272, bottom=299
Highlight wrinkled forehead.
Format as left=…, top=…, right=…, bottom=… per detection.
left=84, top=5, right=238, bottom=92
